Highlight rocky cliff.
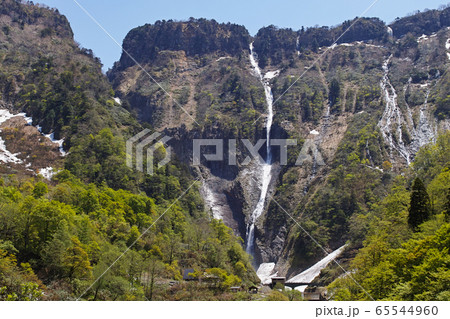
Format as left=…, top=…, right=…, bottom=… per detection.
left=109, top=8, right=450, bottom=278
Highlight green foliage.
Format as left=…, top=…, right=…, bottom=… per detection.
left=265, top=290, right=289, bottom=301
left=65, top=129, right=133, bottom=190
left=408, top=178, right=431, bottom=230
left=329, top=133, right=450, bottom=300
left=253, top=25, right=298, bottom=68
left=0, top=174, right=257, bottom=300
left=298, top=17, right=387, bottom=51
left=0, top=247, right=43, bottom=301
left=115, top=18, right=250, bottom=70
left=329, top=78, right=340, bottom=107
left=32, top=181, right=48, bottom=198
left=390, top=7, right=450, bottom=38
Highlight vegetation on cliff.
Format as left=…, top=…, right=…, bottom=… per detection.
left=329, top=132, right=450, bottom=300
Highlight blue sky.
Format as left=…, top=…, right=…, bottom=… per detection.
left=40, top=0, right=449, bottom=71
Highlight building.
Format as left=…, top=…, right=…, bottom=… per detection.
left=183, top=269, right=196, bottom=281
left=270, top=277, right=286, bottom=288
left=248, top=285, right=259, bottom=294
left=303, top=286, right=327, bottom=301
left=230, top=286, right=242, bottom=293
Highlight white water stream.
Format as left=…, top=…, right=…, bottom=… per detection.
left=378, top=54, right=439, bottom=163
left=246, top=43, right=279, bottom=255
left=377, top=55, right=412, bottom=164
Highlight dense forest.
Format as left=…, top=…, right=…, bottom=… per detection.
left=329, top=132, right=450, bottom=300
left=0, top=167, right=257, bottom=300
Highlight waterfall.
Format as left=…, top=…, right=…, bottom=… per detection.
left=411, top=85, right=436, bottom=153
left=377, top=55, right=411, bottom=164
left=378, top=56, right=438, bottom=164
left=246, top=43, right=278, bottom=255
left=386, top=26, right=393, bottom=37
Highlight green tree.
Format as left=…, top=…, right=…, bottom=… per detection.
left=408, top=177, right=431, bottom=230
left=63, top=236, right=92, bottom=280
left=444, top=188, right=450, bottom=222
left=329, top=78, right=340, bottom=109
left=32, top=182, right=48, bottom=199
left=265, top=290, right=289, bottom=301
left=144, top=257, right=164, bottom=301
left=41, top=220, right=71, bottom=279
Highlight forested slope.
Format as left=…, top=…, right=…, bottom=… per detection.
left=0, top=0, right=258, bottom=300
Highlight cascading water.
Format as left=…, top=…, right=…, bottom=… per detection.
left=246, top=43, right=278, bottom=255
left=378, top=55, right=438, bottom=164
left=378, top=55, right=412, bottom=164
left=411, top=85, right=437, bottom=153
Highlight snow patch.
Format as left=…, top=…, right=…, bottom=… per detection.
left=22, top=114, right=33, bottom=125
left=0, top=139, right=22, bottom=164
left=417, top=34, right=428, bottom=42
left=44, top=132, right=66, bottom=156
left=417, top=33, right=437, bottom=43
left=287, top=245, right=346, bottom=284
left=309, top=130, right=320, bottom=135
left=0, top=109, right=16, bottom=125
left=0, top=109, right=23, bottom=164
left=113, top=97, right=122, bottom=105
left=354, top=41, right=384, bottom=48
left=202, top=184, right=223, bottom=219
left=216, top=57, right=230, bottom=62
left=365, top=43, right=384, bottom=48
left=264, top=70, right=280, bottom=80
left=256, top=262, right=278, bottom=285
left=39, top=167, right=57, bottom=180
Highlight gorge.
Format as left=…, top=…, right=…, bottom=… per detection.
left=1, top=0, right=450, bottom=301
left=108, top=10, right=450, bottom=282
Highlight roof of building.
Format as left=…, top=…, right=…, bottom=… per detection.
left=183, top=268, right=195, bottom=280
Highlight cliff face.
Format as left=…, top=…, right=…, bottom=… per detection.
left=111, top=18, right=251, bottom=72
left=0, top=0, right=136, bottom=179
left=390, top=6, right=450, bottom=38
left=109, top=9, right=450, bottom=274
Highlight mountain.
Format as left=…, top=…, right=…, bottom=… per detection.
left=1, top=0, right=449, bottom=301
left=109, top=6, right=450, bottom=279
left=0, top=0, right=257, bottom=301
left=0, top=0, right=138, bottom=181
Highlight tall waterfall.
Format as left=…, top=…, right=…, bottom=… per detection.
left=246, top=43, right=279, bottom=255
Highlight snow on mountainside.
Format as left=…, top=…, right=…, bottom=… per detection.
left=0, top=108, right=64, bottom=178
